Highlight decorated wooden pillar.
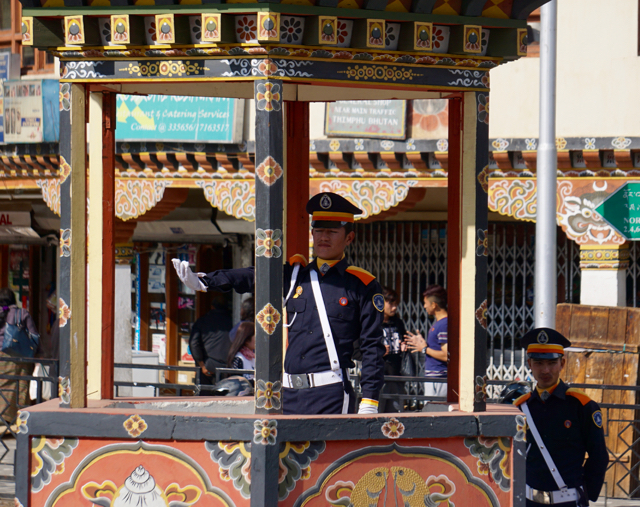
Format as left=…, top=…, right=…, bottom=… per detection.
left=251, top=78, right=284, bottom=507
left=579, top=244, right=629, bottom=307
left=285, top=101, right=310, bottom=258
left=58, top=83, right=87, bottom=408
left=454, top=91, right=489, bottom=413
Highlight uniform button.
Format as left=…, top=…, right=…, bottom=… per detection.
left=301, top=355, right=305, bottom=359
left=309, top=330, right=313, bottom=334
left=338, top=313, right=342, bottom=318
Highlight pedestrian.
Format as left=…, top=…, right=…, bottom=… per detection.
left=229, top=297, right=254, bottom=342
left=189, top=298, right=232, bottom=395
left=404, top=285, right=448, bottom=401
left=173, top=192, right=385, bottom=415
left=0, top=288, right=38, bottom=431
left=515, top=327, right=608, bottom=507
left=379, top=286, right=406, bottom=413
left=227, top=321, right=255, bottom=380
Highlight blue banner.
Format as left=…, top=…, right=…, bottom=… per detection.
left=115, top=95, right=243, bottom=143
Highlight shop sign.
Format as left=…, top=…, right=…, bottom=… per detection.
left=0, top=211, right=30, bottom=227
left=325, top=100, right=406, bottom=139
left=596, top=183, right=640, bottom=240
left=0, top=52, right=20, bottom=82
left=2, top=80, right=59, bottom=144
left=116, top=95, right=244, bottom=143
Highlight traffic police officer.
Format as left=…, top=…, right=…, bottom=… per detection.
left=514, top=328, right=608, bottom=506
left=173, top=192, right=385, bottom=415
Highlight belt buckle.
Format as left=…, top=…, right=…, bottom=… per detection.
left=532, top=489, right=551, bottom=504
left=290, top=373, right=310, bottom=389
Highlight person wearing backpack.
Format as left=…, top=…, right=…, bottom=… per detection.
left=0, top=288, right=39, bottom=431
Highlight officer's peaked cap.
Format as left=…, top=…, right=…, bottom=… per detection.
left=521, top=327, right=571, bottom=359
left=307, top=192, right=362, bottom=228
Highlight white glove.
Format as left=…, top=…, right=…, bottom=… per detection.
left=171, top=259, right=207, bottom=292
left=357, top=399, right=379, bottom=414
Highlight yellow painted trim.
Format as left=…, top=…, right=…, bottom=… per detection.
left=87, top=92, right=104, bottom=401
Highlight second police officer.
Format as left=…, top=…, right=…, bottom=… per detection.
left=173, top=192, right=386, bottom=415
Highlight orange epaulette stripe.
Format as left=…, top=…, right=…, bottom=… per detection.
left=566, top=388, right=592, bottom=406
left=346, top=266, right=376, bottom=286
left=514, top=392, right=531, bottom=406
left=288, top=254, right=308, bottom=267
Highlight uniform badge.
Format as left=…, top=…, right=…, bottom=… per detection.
left=320, top=194, right=332, bottom=209
left=373, top=294, right=385, bottom=313
left=293, top=286, right=303, bottom=299
left=564, top=420, right=572, bottom=428
left=592, top=410, right=603, bottom=428
left=339, top=297, right=348, bottom=306
left=537, top=330, right=549, bottom=344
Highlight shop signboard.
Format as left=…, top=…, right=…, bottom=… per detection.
left=0, top=52, right=21, bottom=81
left=2, top=79, right=59, bottom=144
left=116, top=95, right=244, bottom=143
left=325, top=100, right=406, bottom=139
left=596, top=182, right=640, bottom=240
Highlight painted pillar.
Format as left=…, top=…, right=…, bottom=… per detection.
left=58, top=83, right=87, bottom=408
left=115, top=246, right=134, bottom=397
left=579, top=244, right=629, bottom=307
left=251, top=78, right=284, bottom=507
left=456, top=91, right=489, bottom=413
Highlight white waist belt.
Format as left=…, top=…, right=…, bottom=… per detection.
left=526, top=485, right=578, bottom=505
left=283, top=370, right=343, bottom=389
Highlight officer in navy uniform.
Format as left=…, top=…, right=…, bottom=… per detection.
left=173, top=192, right=385, bottom=415
left=514, top=328, right=608, bottom=506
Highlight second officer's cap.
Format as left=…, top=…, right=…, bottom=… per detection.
left=521, top=327, right=571, bottom=359
left=306, top=192, right=362, bottom=228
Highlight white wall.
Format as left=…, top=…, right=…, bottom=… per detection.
left=490, top=0, right=640, bottom=139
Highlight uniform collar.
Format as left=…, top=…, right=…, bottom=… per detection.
left=533, top=379, right=567, bottom=401
left=312, top=256, right=348, bottom=276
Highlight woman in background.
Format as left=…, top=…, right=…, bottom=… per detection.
left=0, top=288, right=38, bottom=431
left=227, top=321, right=255, bottom=380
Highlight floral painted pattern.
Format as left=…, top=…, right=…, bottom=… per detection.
left=329, top=139, right=340, bottom=151
left=555, top=137, right=567, bottom=150
left=256, top=229, right=282, bottom=258
left=525, top=138, right=537, bottom=150
left=476, top=229, right=488, bottom=256
left=253, top=419, right=277, bottom=445
left=256, top=156, right=283, bottom=186
left=584, top=138, right=596, bottom=150
left=59, top=83, right=70, bottom=112
left=381, top=417, right=404, bottom=439
left=256, top=82, right=281, bottom=112
left=465, top=436, right=512, bottom=492
left=281, top=18, right=302, bottom=43
left=475, top=299, right=487, bottom=329
left=30, top=437, right=79, bottom=493
left=15, top=410, right=29, bottom=434
left=59, top=298, right=71, bottom=328
left=477, top=94, right=489, bottom=124
left=515, top=414, right=526, bottom=442
left=59, top=229, right=71, bottom=257
left=477, top=165, right=490, bottom=193
left=432, top=26, right=446, bottom=49
left=255, top=379, right=282, bottom=410
left=237, top=16, right=256, bottom=42
left=258, top=59, right=278, bottom=77
left=123, top=415, right=148, bottom=438
left=256, top=303, right=281, bottom=335
left=474, top=376, right=487, bottom=402
left=336, top=21, right=349, bottom=45
left=437, top=138, right=449, bottom=152
left=58, top=376, right=70, bottom=404
left=147, top=21, right=157, bottom=42
left=612, top=136, right=632, bottom=150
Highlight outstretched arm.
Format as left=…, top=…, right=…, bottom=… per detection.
left=172, top=259, right=255, bottom=294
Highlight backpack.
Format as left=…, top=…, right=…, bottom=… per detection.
left=2, top=308, right=39, bottom=358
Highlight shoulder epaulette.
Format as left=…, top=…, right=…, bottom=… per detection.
left=566, top=388, right=592, bottom=406
left=288, top=254, right=308, bottom=267
left=513, top=392, right=531, bottom=407
left=345, top=266, right=376, bottom=286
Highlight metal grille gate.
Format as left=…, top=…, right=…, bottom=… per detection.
left=347, top=221, right=581, bottom=383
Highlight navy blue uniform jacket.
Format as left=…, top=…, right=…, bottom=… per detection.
left=516, top=380, right=608, bottom=503
left=200, top=257, right=386, bottom=401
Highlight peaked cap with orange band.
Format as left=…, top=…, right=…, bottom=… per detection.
left=521, top=327, right=571, bottom=359
left=307, top=192, right=362, bottom=228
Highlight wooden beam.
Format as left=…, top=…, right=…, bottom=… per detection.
left=446, top=96, right=461, bottom=405
left=165, top=251, right=178, bottom=384
left=69, top=83, right=87, bottom=409
left=285, top=101, right=310, bottom=260
left=102, top=92, right=116, bottom=400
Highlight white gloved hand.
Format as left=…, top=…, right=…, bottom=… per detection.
left=357, top=399, right=379, bottom=414
left=171, top=259, right=207, bottom=292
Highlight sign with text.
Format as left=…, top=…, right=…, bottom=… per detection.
left=596, top=183, right=640, bottom=240
left=2, top=80, right=59, bottom=144
left=0, top=53, right=20, bottom=82
left=116, top=95, right=244, bottom=143
left=325, top=100, right=406, bottom=139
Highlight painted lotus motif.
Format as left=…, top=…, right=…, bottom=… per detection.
left=253, top=419, right=277, bottom=445
left=59, top=298, right=71, bottom=328
left=256, top=229, right=282, bottom=258
left=255, top=379, right=282, bottom=410
left=123, top=414, right=148, bottom=438
left=255, top=82, right=281, bottom=112
left=381, top=417, right=405, bottom=439
left=477, top=94, right=489, bottom=124
left=256, top=303, right=281, bottom=335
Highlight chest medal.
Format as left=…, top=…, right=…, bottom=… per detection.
left=564, top=420, right=572, bottom=429
left=339, top=297, right=348, bottom=306
left=293, top=286, right=303, bottom=299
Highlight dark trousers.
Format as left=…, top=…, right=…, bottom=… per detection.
left=283, top=378, right=356, bottom=415
left=379, top=354, right=403, bottom=413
